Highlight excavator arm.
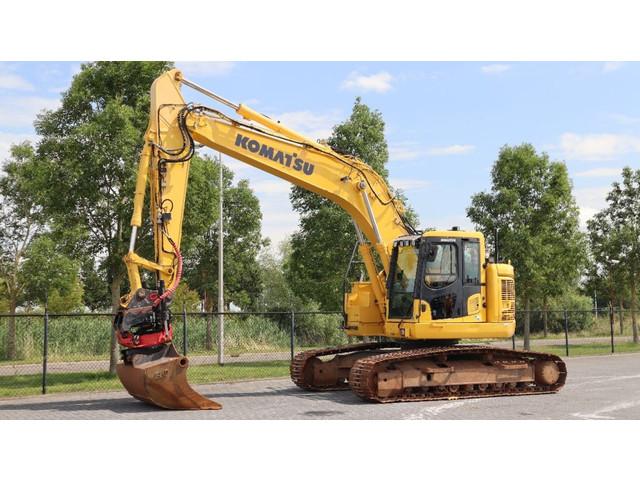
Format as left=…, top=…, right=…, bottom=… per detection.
left=114, top=69, right=413, bottom=409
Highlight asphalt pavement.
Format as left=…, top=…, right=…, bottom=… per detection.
left=0, top=352, right=639, bottom=420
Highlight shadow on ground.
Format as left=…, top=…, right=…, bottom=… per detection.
left=0, top=383, right=367, bottom=415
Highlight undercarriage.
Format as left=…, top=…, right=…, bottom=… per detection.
left=291, top=341, right=566, bottom=402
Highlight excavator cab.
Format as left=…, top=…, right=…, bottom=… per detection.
left=387, top=229, right=483, bottom=323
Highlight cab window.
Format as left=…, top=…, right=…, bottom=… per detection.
left=463, top=241, right=480, bottom=285
left=424, top=243, right=457, bottom=289
left=388, top=245, right=418, bottom=318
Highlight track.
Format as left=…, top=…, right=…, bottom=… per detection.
left=291, top=343, right=566, bottom=403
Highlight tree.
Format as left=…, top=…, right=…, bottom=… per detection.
left=19, top=235, right=83, bottom=312
left=535, top=162, right=587, bottom=336
left=586, top=212, right=628, bottom=333
left=467, top=144, right=586, bottom=349
left=256, top=240, right=307, bottom=312
left=27, top=61, right=173, bottom=372
left=184, top=158, right=265, bottom=311
left=172, top=282, right=202, bottom=312
left=0, top=143, right=42, bottom=359
left=286, top=98, right=417, bottom=309
left=588, top=167, right=640, bottom=343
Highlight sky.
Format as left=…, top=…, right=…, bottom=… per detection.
left=1, top=61, right=639, bottom=249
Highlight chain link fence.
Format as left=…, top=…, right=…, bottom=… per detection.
left=0, top=310, right=347, bottom=398
left=508, top=308, right=639, bottom=356
left=0, top=307, right=638, bottom=398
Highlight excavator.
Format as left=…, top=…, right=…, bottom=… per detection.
left=113, top=69, right=566, bottom=410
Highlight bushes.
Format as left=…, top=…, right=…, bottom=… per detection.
left=293, top=312, right=347, bottom=346
left=515, top=292, right=595, bottom=335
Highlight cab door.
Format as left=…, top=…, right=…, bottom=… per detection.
left=419, top=240, right=464, bottom=319
left=462, top=238, right=482, bottom=318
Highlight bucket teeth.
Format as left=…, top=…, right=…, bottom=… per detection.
left=116, top=343, right=222, bottom=410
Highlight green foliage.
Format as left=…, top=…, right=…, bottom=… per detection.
left=547, top=292, right=594, bottom=331
left=0, top=143, right=43, bottom=312
left=171, top=282, right=201, bottom=312
left=20, top=235, right=82, bottom=309
left=587, top=166, right=640, bottom=342
left=256, top=241, right=307, bottom=312
left=47, top=281, right=85, bottom=313
left=183, top=156, right=265, bottom=310
left=467, top=144, right=586, bottom=306
left=293, top=312, right=347, bottom=346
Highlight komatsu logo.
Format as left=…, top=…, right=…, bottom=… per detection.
left=234, top=134, right=315, bottom=176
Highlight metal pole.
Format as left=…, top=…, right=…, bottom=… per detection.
left=42, top=296, right=49, bottom=395
left=563, top=309, right=569, bottom=357
left=512, top=334, right=516, bottom=350
left=182, top=303, right=188, bottom=356
left=290, top=311, right=295, bottom=362
left=609, top=303, right=615, bottom=354
left=594, top=289, right=598, bottom=322
left=217, top=152, right=225, bottom=366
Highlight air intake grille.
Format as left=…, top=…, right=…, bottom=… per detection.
left=501, top=279, right=515, bottom=301
left=501, top=279, right=515, bottom=322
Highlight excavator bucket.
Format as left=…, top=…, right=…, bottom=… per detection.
left=116, top=343, right=222, bottom=410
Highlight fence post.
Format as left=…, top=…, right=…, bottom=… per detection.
left=609, top=303, right=615, bottom=354
left=563, top=309, right=569, bottom=357
left=42, top=300, right=49, bottom=395
left=618, top=304, right=624, bottom=335
left=182, top=303, right=188, bottom=356
left=217, top=308, right=224, bottom=366
left=290, top=311, right=295, bottom=362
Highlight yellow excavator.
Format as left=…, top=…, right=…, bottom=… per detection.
left=114, top=69, right=566, bottom=409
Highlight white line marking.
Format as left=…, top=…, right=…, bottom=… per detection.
left=404, top=398, right=485, bottom=420
left=573, top=399, right=640, bottom=420
left=566, top=374, right=640, bottom=388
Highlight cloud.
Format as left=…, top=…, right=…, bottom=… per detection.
left=176, top=62, right=235, bottom=77
left=269, top=110, right=340, bottom=141
left=390, top=178, right=430, bottom=191
left=0, top=95, right=61, bottom=128
left=0, top=64, right=33, bottom=91
left=481, top=64, right=510, bottom=75
left=0, top=132, right=38, bottom=164
left=341, top=71, right=393, bottom=93
left=426, top=144, right=475, bottom=156
left=574, top=186, right=611, bottom=228
left=602, top=62, right=624, bottom=73
left=574, top=167, right=623, bottom=178
left=389, top=142, right=475, bottom=161
left=558, top=132, right=640, bottom=160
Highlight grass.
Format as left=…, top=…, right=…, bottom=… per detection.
left=0, top=360, right=290, bottom=398
left=532, top=341, right=640, bottom=357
